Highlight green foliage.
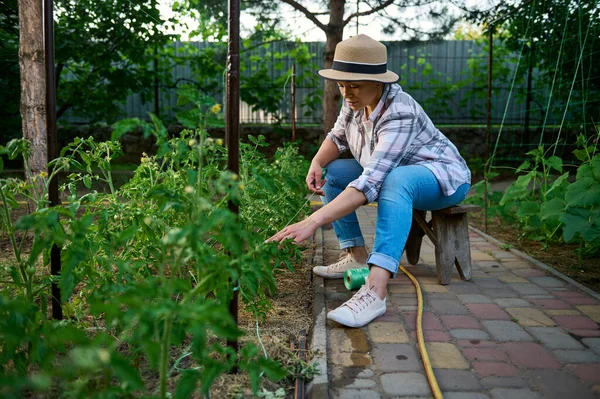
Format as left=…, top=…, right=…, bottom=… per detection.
left=0, top=98, right=310, bottom=396
left=468, top=131, right=600, bottom=260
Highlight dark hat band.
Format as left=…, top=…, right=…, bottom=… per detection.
left=332, top=60, right=387, bottom=74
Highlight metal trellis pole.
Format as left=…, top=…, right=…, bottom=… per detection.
left=226, top=0, right=240, bottom=363
left=44, top=0, right=62, bottom=320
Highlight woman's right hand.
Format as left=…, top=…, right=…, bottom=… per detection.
left=306, top=161, right=326, bottom=195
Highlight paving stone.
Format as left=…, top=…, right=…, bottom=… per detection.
left=473, top=278, right=505, bottom=288
left=493, top=298, right=531, bottom=308
left=433, top=369, right=482, bottom=391
left=555, top=315, right=599, bottom=330
left=458, top=294, right=492, bottom=304
left=456, top=339, right=498, bottom=348
left=522, top=294, right=555, bottom=300
left=473, top=362, right=519, bottom=377
left=339, top=379, right=378, bottom=389
left=389, top=285, right=416, bottom=294
left=449, top=329, right=491, bottom=340
left=577, top=305, right=600, bottom=323
left=402, top=311, right=444, bottom=330
left=463, top=347, right=509, bottom=362
left=530, top=299, right=572, bottom=310
left=467, top=304, right=511, bottom=320
left=582, top=338, right=600, bottom=354
left=563, top=296, right=600, bottom=305
left=480, top=376, right=529, bottom=389
left=553, top=349, right=600, bottom=363
left=330, top=351, right=372, bottom=367
left=508, top=283, right=550, bottom=296
left=409, top=330, right=452, bottom=342
left=571, top=329, right=600, bottom=338
left=527, top=369, right=598, bottom=399
left=330, top=328, right=370, bottom=352
left=482, top=320, right=534, bottom=341
left=440, top=315, right=482, bottom=329
left=501, top=261, right=530, bottom=269
left=505, top=307, right=556, bottom=327
left=567, top=364, right=600, bottom=383
left=499, top=275, right=528, bottom=283
left=380, top=372, right=431, bottom=397
left=428, top=299, right=470, bottom=315
left=553, top=291, right=590, bottom=298
left=421, top=284, right=449, bottom=293
left=372, top=343, right=422, bottom=372
left=368, top=322, right=410, bottom=343
left=425, top=342, right=469, bottom=369
left=449, top=284, right=483, bottom=294
left=330, top=365, right=375, bottom=380
left=472, top=252, right=496, bottom=261
left=528, top=276, right=566, bottom=288
left=374, top=306, right=402, bottom=323
left=545, top=309, right=581, bottom=316
left=490, top=388, right=543, bottom=399
left=444, top=393, right=490, bottom=399
left=484, top=288, right=521, bottom=298
left=513, top=268, right=547, bottom=277
left=501, top=342, right=561, bottom=369
left=526, top=327, right=584, bottom=349
left=335, top=388, right=381, bottom=399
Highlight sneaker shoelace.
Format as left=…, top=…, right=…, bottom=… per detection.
left=343, top=286, right=378, bottom=314
left=329, top=253, right=354, bottom=271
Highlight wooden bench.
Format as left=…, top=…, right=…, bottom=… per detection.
left=405, top=204, right=481, bottom=285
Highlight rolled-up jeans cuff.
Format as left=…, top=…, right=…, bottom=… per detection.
left=366, top=252, right=399, bottom=277
left=339, top=236, right=366, bottom=250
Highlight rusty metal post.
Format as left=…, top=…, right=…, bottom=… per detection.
left=291, top=64, right=296, bottom=141
left=226, top=0, right=240, bottom=359
left=44, top=0, right=62, bottom=320
left=485, top=25, right=493, bottom=234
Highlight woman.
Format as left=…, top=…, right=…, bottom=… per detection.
left=267, top=34, right=471, bottom=328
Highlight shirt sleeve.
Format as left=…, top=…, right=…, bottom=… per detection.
left=325, top=106, right=351, bottom=153
left=348, top=110, right=423, bottom=203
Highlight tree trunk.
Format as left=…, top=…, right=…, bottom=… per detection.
left=18, top=0, right=47, bottom=209
left=322, top=0, right=345, bottom=137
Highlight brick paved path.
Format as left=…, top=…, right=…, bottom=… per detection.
left=309, top=206, right=600, bottom=399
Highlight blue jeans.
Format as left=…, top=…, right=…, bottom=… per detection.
left=321, top=159, right=470, bottom=277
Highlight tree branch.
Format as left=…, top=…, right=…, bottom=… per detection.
left=343, top=0, right=396, bottom=27
left=278, top=0, right=327, bottom=32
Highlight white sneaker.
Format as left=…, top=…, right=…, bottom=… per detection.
left=327, top=279, right=387, bottom=327
left=313, top=253, right=367, bottom=279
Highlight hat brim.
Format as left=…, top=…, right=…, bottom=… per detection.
left=318, top=69, right=399, bottom=83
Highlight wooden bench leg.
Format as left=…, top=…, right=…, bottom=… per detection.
left=405, top=210, right=426, bottom=265
left=432, top=212, right=473, bottom=285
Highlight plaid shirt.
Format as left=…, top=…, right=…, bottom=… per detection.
left=327, top=83, right=471, bottom=203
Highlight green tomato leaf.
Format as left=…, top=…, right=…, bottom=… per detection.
left=174, top=370, right=200, bottom=399
left=111, top=354, right=144, bottom=390
left=83, top=175, right=92, bottom=189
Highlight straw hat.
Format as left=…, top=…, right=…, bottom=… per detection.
left=318, top=34, right=399, bottom=83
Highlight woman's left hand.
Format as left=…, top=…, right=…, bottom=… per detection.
left=266, top=218, right=318, bottom=244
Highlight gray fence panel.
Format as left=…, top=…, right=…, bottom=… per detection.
left=62, top=40, right=561, bottom=127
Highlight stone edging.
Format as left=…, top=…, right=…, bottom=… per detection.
left=469, top=225, right=600, bottom=301
left=306, top=226, right=329, bottom=399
